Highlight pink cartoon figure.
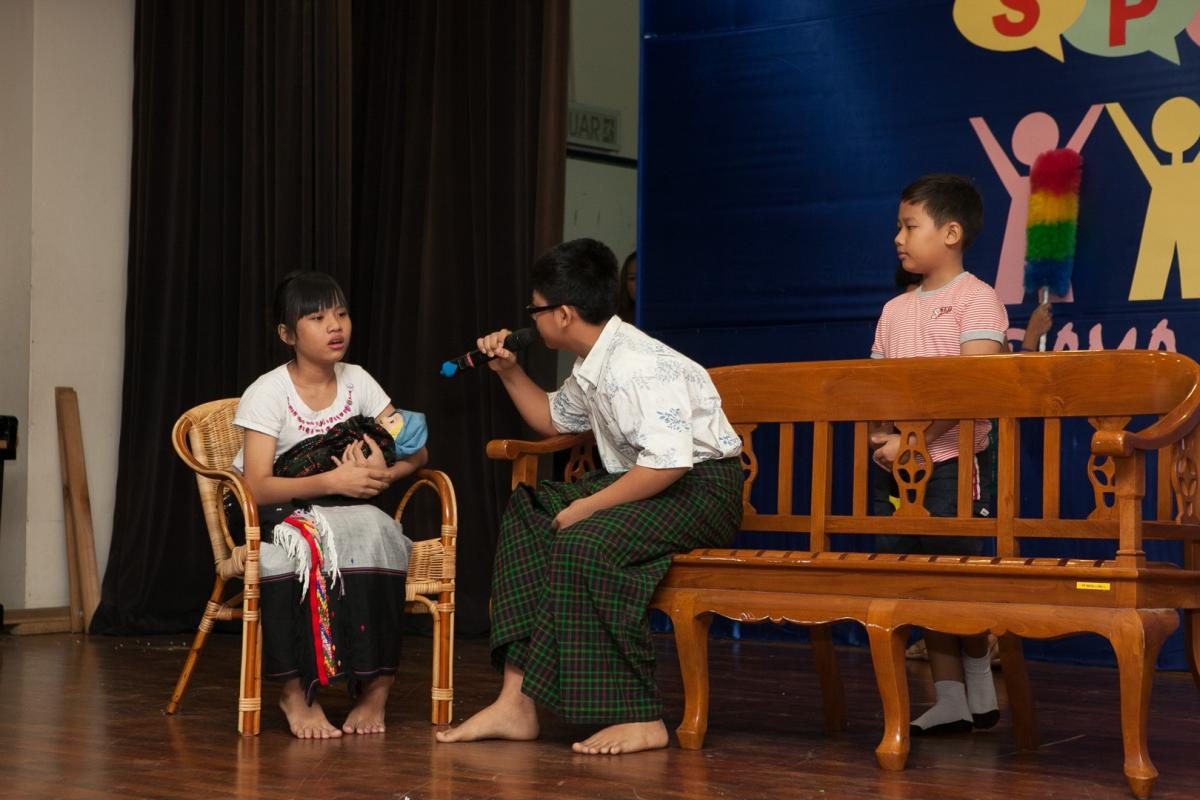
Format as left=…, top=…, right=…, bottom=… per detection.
left=969, top=105, right=1103, bottom=305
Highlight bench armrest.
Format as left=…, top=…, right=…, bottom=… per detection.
left=486, top=432, right=594, bottom=461
left=1092, top=385, right=1200, bottom=457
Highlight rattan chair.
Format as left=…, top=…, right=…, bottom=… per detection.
left=164, top=398, right=458, bottom=735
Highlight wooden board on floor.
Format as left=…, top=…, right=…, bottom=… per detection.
left=2, top=606, right=72, bottom=635
left=55, top=386, right=100, bottom=632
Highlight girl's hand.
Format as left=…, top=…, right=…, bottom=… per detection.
left=325, top=457, right=389, bottom=498
left=336, top=441, right=363, bottom=467
left=1022, top=303, right=1053, bottom=351
left=334, top=437, right=388, bottom=471
left=477, top=329, right=519, bottom=373
left=357, top=436, right=389, bottom=469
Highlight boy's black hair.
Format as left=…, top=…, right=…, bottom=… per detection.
left=531, top=238, right=618, bottom=324
left=894, top=263, right=922, bottom=290
left=900, top=174, right=984, bottom=250
left=273, top=271, right=348, bottom=333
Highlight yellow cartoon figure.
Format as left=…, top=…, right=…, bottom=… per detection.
left=1106, top=97, right=1200, bottom=300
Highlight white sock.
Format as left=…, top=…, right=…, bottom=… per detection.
left=963, top=652, right=998, bottom=715
left=911, top=680, right=971, bottom=730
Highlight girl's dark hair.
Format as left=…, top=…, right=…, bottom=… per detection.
left=531, top=238, right=618, bottom=324
left=273, top=271, right=348, bottom=334
left=617, top=250, right=637, bottom=324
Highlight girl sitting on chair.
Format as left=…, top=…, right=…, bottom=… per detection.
left=231, top=271, right=427, bottom=738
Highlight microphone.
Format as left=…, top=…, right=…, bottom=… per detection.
left=440, top=328, right=539, bottom=377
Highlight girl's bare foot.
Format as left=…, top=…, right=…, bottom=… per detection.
left=279, top=679, right=342, bottom=739
left=435, top=694, right=539, bottom=743
left=572, top=720, right=668, bottom=755
left=343, top=674, right=393, bottom=734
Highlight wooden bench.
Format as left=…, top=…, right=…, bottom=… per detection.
left=488, top=350, right=1200, bottom=799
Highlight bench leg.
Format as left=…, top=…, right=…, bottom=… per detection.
left=668, top=593, right=713, bottom=750
left=1111, top=609, right=1177, bottom=800
left=996, top=632, right=1038, bottom=751
left=1185, top=609, right=1200, bottom=691
left=810, top=624, right=847, bottom=732
left=867, top=602, right=909, bottom=771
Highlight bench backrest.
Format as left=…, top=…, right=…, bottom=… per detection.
left=701, top=351, right=1200, bottom=571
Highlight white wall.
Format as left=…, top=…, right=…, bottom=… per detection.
left=0, top=0, right=133, bottom=610
left=0, top=0, right=35, bottom=610
left=570, top=0, right=639, bottom=162
left=561, top=0, right=640, bottom=377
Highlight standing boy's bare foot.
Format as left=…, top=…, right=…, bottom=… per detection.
left=572, top=720, right=669, bottom=755
left=343, top=675, right=393, bottom=734
left=435, top=694, right=539, bottom=743
left=279, top=681, right=342, bottom=739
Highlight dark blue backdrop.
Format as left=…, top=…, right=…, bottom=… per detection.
left=639, top=0, right=1200, bottom=668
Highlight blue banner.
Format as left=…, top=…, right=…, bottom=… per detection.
left=641, top=0, right=1200, bottom=667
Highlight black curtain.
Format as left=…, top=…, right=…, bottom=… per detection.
left=94, top=0, right=567, bottom=635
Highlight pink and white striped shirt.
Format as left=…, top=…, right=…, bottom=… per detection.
left=870, top=271, right=1008, bottom=462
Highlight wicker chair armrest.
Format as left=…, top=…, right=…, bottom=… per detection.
left=395, top=468, right=459, bottom=556
left=171, top=411, right=260, bottom=529
left=193, top=467, right=261, bottom=530
left=486, top=432, right=594, bottom=461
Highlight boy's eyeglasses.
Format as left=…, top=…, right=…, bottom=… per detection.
left=525, top=303, right=565, bottom=318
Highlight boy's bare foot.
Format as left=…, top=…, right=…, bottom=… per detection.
left=279, top=681, right=342, bottom=739
left=435, top=694, right=539, bottom=743
left=571, top=720, right=669, bottom=755
left=343, top=675, right=393, bottom=734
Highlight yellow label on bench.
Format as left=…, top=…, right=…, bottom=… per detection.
left=1076, top=581, right=1111, bottom=591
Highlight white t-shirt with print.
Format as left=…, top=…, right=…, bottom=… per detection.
left=548, top=316, right=742, bottom=473
left=231, top=362, right=391, bottom=471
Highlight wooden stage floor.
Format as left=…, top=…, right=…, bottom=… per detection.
left=1, top=630, right=1198, bottom=799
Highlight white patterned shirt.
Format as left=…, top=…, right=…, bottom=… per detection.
left=548, top=317, right=742, bottom=472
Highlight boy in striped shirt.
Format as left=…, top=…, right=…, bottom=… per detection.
left=869, top=174, right=1008, bottom=736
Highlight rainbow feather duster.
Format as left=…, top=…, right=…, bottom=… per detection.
left=1024, top=148, right=1082, bottom=299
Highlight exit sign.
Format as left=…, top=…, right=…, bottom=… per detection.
left=568, top=103, right=621, bottom=152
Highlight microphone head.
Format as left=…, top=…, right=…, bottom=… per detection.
left=440, top=361, right=458, bottom=378
left=504, top=327, right=539, bottom=351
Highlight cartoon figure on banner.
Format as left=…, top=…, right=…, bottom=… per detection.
left=969, top=106, right=1102, bottom=305
left=1105, top=97, right=1200, bottom=301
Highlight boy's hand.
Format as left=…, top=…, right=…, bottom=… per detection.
left=872, top=433, right=901, bottom=470
left=477, top=328, right=519, bottom=373
left=553, top=499, right=596, bottom=531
